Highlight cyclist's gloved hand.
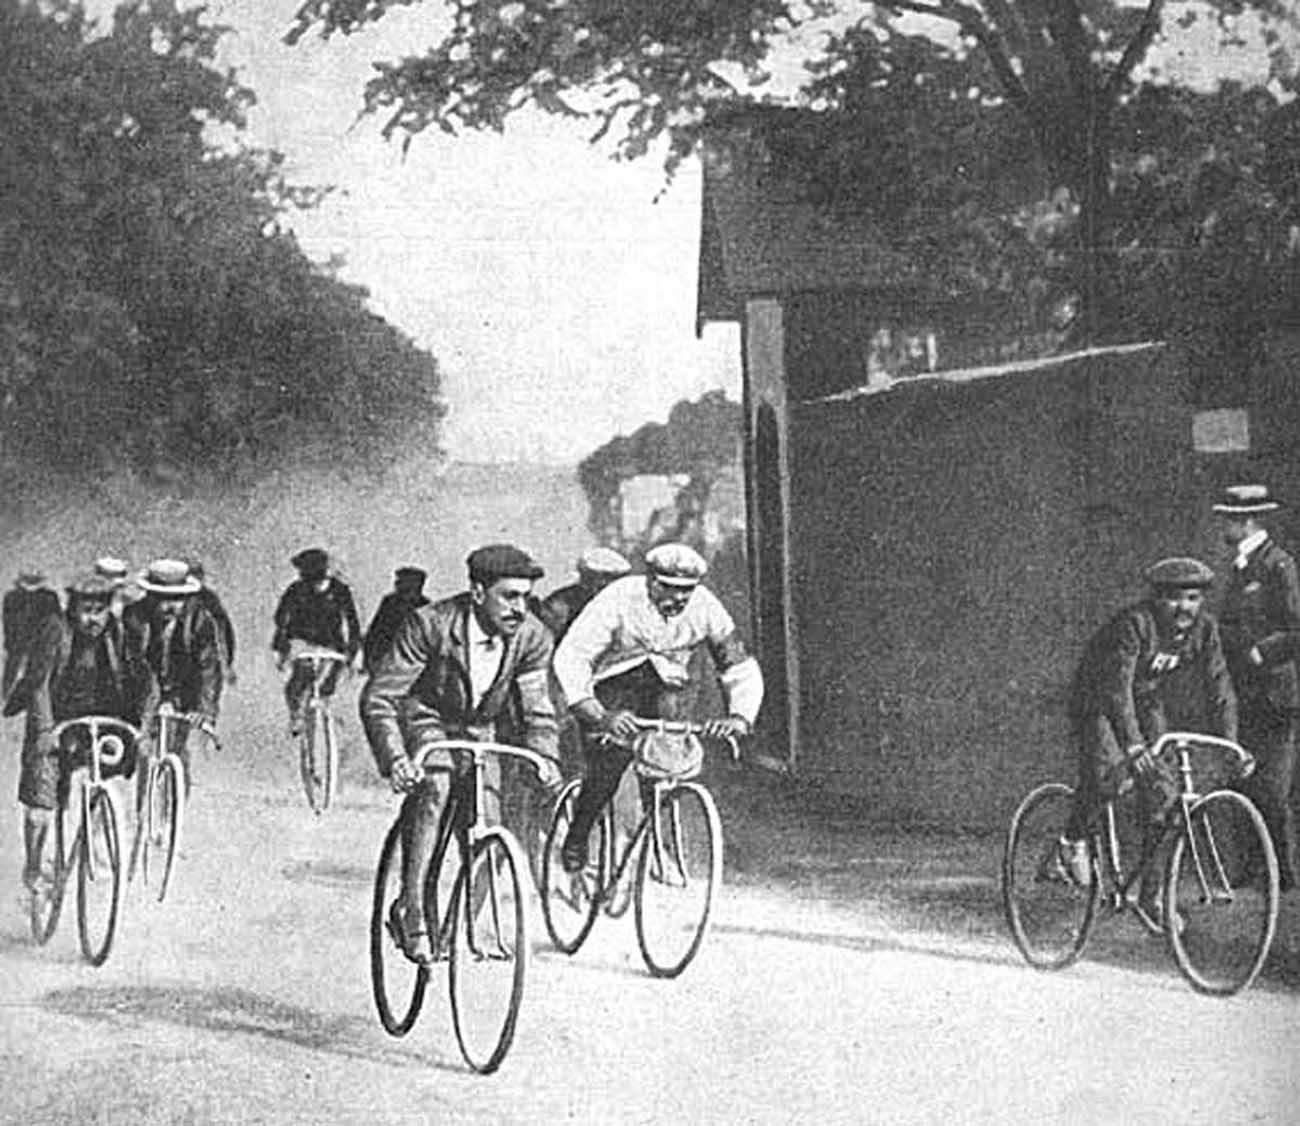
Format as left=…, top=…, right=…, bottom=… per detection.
left=704, top=716, right=750, bottom=742
left=603, top=710, right=640, bottom=741
left=389, top=754, right=419, bottom=793
left=1128, top=742, right=1157, bottom=778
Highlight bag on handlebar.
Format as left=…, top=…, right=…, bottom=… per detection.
left=633, top=729, right=704, bottom=779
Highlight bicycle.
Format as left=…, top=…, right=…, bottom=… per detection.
left=540, top=717, right=737, bottom=979
left=30, top=714, right=135, bottom=966
left=1003, top=731, right=1280, bottom=996
left=288, top=646, right=347, bottom=814
left=369, top=738, right=551, bottom=1074
left=126, top=703, right=216, bottom=903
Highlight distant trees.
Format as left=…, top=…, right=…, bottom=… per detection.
left=1, top=0, right=444, bottom=482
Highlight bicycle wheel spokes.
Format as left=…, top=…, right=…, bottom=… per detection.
left=540, top=780, right=602, bottom=955
left=150, top=754, right=185, bottom=903
left=449, top=830, right=529, bottom=1074
left=299, top=707, right=327, bottom=814
left=77, top=787, right=123, bottom=967
left=634, top=782, right=721, bottom=979
left=1166, top=790, right=1279, bottom=996
left=322, top=710, right=339, bottom=811
left=1002, top=782, right=1098, bottom=971
left=370, top=819, right=429, bottom=1036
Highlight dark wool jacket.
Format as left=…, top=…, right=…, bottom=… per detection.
left=362, top=591, right=430, bottom=672
left=2, top=586, right=62, bottom=715
left=1218, top=538, right=1300, bottom=712
left=272, top=577, right=362, bottom=661
left=360, top=592, right=558, bottom=775
left=1071, top=600, right=1238, bottom=752
left=22, top=613, right=158, bottom=749
left=130, top=600, right=225, bottom=721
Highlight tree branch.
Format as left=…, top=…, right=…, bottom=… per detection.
left=1105, top=0, right=1165, bottom=103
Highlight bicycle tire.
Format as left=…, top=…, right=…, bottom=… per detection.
left=448, top=829, right=530, bottom=1074
left=299, top=705, right=326, bottom=814
left=322, top=708, right=339, bottom=812
left=1002, top=782, right=1099, bottom=971
left=634, top=781, right=722, bottom=979
left=540, top=780, right=603, bottom=955
left=150, top=753, right=185, bottom=903
left=1165, top=789, right=1279, bottom=996
left=370, top=817, right=429, bottom=1036
left=30, top=803, right=71, bottom=945
left=77, top=786, right=123, bottom=967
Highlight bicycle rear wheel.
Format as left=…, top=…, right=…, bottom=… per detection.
left=634, top=782, right=721, bottom=979
left=370, top=817, right=429, bottom=1036
left=540, top=780, right=603, bottom=954
left=449, top=829, right=529, bottom=1074
left=1002, top=782, right=1099, bottom=970
left=77, top=786, right=123, bottom=967
left=1165, top=789, right=1279, bottom=996
left=148, top=753, right=185, bottom=903
left=299, top=705, right=328, bottom=814
left=30, top=803, right=72, bottom=945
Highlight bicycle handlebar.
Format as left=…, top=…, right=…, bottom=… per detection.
left=290, top=647, right=348, bottom=667
left=626, top=716, right=742, bottom=762
left=1147, top=731, right=1255, bottom=778
left=411, top=739, right=556, bottom=780
left=50, top=715, right=143, bottom=771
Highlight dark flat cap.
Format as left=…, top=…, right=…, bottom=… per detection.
left=394, top=566, right=427, bottom=583
left=466, top=544, right=543, bottom=585
left=1144, top=556, right=1215, bottom=589
left=291, top=547, right=330, bottom=574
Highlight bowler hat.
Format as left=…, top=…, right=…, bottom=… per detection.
left=394, top=566, right=427, bottom=584
left=466, top=544, right=543, bottom=586
left=1212, top=484, right=1280, bottom=515
left=137, top=558, right=201, bottom=596
left=645, top=542, right=708, bottom=587
left=1144, top=556, right=1215, bottom=590
left=291, top=547, right=330, bottom=574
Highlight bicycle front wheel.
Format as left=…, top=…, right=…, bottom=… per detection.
left=370, top=818, right=429, bottom=1036
left=149, top=753, right=185, bottom=903
left=77, top=786, right=124, bottom=967
left=1166, top=789, right=1279, bottom=996
left=634, top=782, right=722, bottom=979
left=30, top=803, right=72, bottom=945
left=449, top=829, right=529, bottom=1074
left=322, top=709, right=339, bottom=811
left=299, top=705, right=328, bottom=814
left=540, top=780, right=603, bottom=955
left=1002, top=782, right=1099, bottom=970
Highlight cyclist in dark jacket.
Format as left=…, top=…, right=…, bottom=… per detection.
left=273, top=548, right=362, bottom=735
left=2, top=571, right=61, bottom=716
left=362, top=566, right=429, bottom=672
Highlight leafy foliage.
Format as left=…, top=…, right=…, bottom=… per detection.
left=288, top=0, right=1300, bottom=349
left=1, top=0, right=445, bottom=483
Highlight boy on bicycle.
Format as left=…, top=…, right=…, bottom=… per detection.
left=1055, top=556, right=1238, bottom=925
left=551, top=542, right=763, bottom=873
left=272, top=548, right=362, bottom=737
left=361, top=543, right=563, bottom=964
left=16, top=572, right=157, bottom=897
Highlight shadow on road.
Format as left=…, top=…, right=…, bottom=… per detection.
left=40, top=982, right=462, bottom=1071
left=280, top=858, right=374, bottom=889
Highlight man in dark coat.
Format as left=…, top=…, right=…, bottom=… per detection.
left=361, top=543, right=562, bottom=963
left=1060, top=556, right=1237, bottom=923
left=2, top=571, right=61, bottom=716
left=1214, top=483, right=1300, bottom=892
left=362, top=566, right=429, bottom=672
left=188, top=559, right=237, bottom=686
left=132, top=558, right=226, bottom=784
left=18, top=572, right=156, bottom=894
left=272, top=548, right=362, bottom=735
left=537, top=547, right=632, bottom=643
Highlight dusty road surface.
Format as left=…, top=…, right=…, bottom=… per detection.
left=2, top=667, right=1299, bottom=1126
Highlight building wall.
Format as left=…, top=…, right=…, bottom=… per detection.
left=784, top=345, right=1206, bottom=831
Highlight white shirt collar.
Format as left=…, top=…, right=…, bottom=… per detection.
left=1235, top=529, right=1269, bottom=569
left=466, top=608, right=500, bottom=650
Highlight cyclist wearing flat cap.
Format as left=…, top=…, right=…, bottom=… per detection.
left=538, top=547, right=632, bottom=643
left=362, top=566, right=430, bottom=673
left=552, top=541, right=764, bottom=873
left=361, top=543, right=562, bottom=964
left=1051, top=556, right=1238, bottom=927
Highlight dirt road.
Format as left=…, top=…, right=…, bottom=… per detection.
left=2, top=662, right=1299, bottom=1125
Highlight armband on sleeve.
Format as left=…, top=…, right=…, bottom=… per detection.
left=720, top=657, right=764, bottom=727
